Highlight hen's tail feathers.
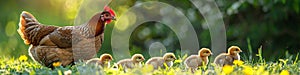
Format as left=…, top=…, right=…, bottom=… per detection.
left=17, top=11, right=57, bottom=45
left=18, top=11, right=40, bottom=45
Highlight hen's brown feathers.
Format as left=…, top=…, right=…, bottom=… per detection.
left=29, top=46, right=73, bottom=67
left=48, top=28, right=73, bottom=48
left=18, top=10, right=115, bottom=67
left=18, top=11, right=58, bottom=45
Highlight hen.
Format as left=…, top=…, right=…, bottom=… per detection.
left=17, top=6, right=116, bottom=67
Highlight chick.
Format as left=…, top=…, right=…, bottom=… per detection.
left=213, top=46, right=242, bottom=66
left=86, top=54, right=113, bottom=68
left=184, top=48, right=212, bottom=73
left=146, top=53, right=177, bottom=69
left=117, top=54, right=145, bottom=70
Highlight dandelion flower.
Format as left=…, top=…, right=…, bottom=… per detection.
left=53, top=62, right=61, bottom=67
left=142, top=65, right=154, bottom=73
left=280, top=70, right=289, bottom=75
left=256, top=66, right=265, bottom=75
left=18, top=55, right=28, bottom=61
left=233, top=60, right=244, bottom=66
left=167, top=69, right=175, bottom=75
left=243, top=66, right=253, bottom=75
left=222, top=65, right=233, bottom=74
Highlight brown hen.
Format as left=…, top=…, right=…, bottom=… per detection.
left=17, top=6, right=116, bottom=68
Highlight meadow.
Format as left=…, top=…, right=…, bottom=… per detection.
left=0, top=0, right=299, bottom=75
left=0, top=48, right=298, bottom=75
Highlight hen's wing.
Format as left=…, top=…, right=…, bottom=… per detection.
left=48, top=27, right=73, bottom=48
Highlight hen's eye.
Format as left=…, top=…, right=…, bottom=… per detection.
left=105, top=14, right=109, bottom=17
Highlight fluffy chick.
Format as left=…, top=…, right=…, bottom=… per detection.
left=117, top=54, right=145, bottom=70
left=184, top=48, right=212, bottom=73
left=213, top=46, right=242, bottom=66
left=86, top=54, right=113, bottom=68
left=146, top=53, right=177, bottom=69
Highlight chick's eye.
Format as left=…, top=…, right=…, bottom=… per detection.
left=235, top=49, right=239, bottom=51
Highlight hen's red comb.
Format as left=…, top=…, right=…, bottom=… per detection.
left=104, top=6, right=116, bottom=16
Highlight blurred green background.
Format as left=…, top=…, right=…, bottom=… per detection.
left=0, top=0, right=299, bottom=61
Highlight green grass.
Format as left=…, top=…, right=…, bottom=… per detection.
left=0, top=50, right=299, bottom=75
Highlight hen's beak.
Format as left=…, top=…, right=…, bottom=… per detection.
left=111, top=16, right=116, bottom=20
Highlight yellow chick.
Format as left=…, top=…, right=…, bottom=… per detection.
left=146, top=53, right=176, bottom=69
left=117, top=54, right=145, bottom=70
left=86, top=54, right=113, bottom=68
left=213, top=46, right=242, bottom=66
left=184, top=48, right=212, bottom=73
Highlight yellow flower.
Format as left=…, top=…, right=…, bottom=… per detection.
left=222, top=65, right=233, bottom=74
left=18, top=55, right=28, bottom=61
left=233, top=60, right=244, bottom=66
left=256, top=66, right=265, bottom=75
left=262, top=71, right=269, bottom=75
left=53, top=62, right=61, bottom=67
left=142, top=65, right=154, bottom=73
left=167, top=68, right=175, bottom=75
left=280, top=70, right=289, bottom=75
left=195, top=69, right=203, bottom=75
left=243, top=66, right=253, bottom=75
